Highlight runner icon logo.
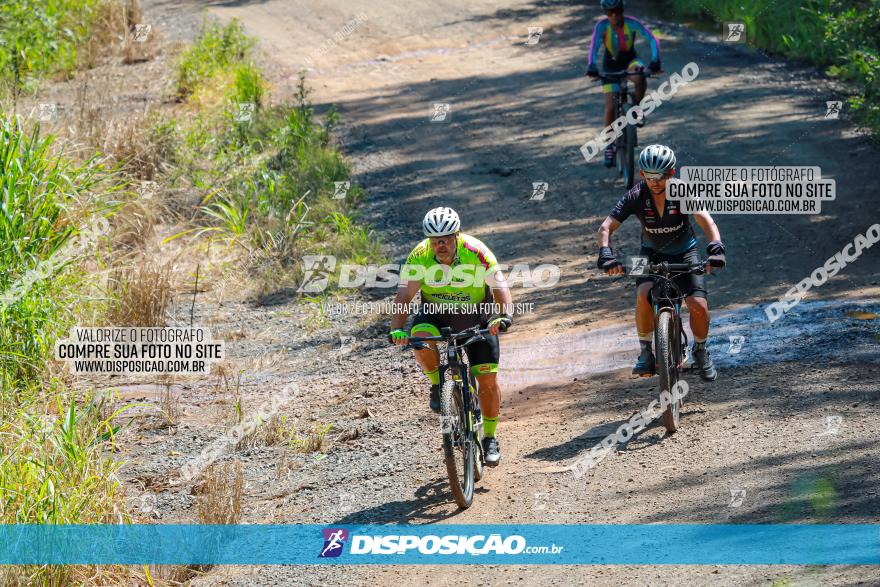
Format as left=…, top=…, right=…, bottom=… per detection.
left=629, top=256, right=648, bottom=276
left=333, top=181, right=350, bottom=199
left=38, top=103, right=57, bottom=123
left=298, top=255, right=336, bottom=293
left=530, top=182, right=548, bottom=201
left=825, top=101, right=842, bottom=120
left=133, top=23, right=152, bottom=42
left=728, top=335, right=746, bottom=354
left=319, top=528, right=349, bottom=558
left=728, top=488, right=746, bottom=508
left=723, top=22, right=745, bottom=42
left=526, top=27, right=543, bottom=45
left=431, top=103, right=451, bottom=122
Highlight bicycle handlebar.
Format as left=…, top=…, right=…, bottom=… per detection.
left=404, top=326, right=496, bottom=350
left=643, top=260, right=710, bottom=276
left=592, top=70, right=654, bottom=83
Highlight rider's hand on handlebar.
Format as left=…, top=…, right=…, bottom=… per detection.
left=705, top=240, right=726, bottom=274
left=389, top=328, right=408, bottom=346
left=586, top=64, right=600, bottom=79
left=487, top=313, right=512, bottom=336
left=598, top=246, right=625, bottom=276
left=648, top=60, right=662, bottom=74
left=706, top=255, right=726, bottom=273
left=604, top=261, right=625, bottom=276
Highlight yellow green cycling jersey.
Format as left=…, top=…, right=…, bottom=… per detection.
left=403, top=233, right=499, bottom=306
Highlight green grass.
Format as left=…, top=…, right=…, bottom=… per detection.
left=666, top=0, right=880, bottom=135
left=0, top=116, right=129, bottom=585
left=165, top=20, right=383, bottom=291
left=0, top=0, right=127, bottom=99
left=1, top=393, right=127, bottom=525
left=175, top=19, right=255, bottom=100
left=0, top=117, right=122, bottom=387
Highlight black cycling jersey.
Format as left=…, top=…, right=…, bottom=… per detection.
left=609, top=181, right=698, bottom=255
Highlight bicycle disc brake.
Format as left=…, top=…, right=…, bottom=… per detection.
left=679, top=327, right=690, bottom=369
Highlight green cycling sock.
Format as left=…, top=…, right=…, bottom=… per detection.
left=424, top=368, right=440, bottom=385
left=483, top=416, right=498, bottom=437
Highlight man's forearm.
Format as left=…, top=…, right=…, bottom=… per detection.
left=390, top=291, right=410, bottom=330
left=492, top=287, right=514, bottom=316
left=706, top=225, right=722, bottom=242
left=598, top=225, right=613, bottom=248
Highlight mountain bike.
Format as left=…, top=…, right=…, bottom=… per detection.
left=595, top=70, right=651, bottom=189
left=407, top=325, right=497, bottom=509
left=635, top=259, right=710, bottom=432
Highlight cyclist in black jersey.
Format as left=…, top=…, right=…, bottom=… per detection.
left=595, top=144, right=727, bottom=381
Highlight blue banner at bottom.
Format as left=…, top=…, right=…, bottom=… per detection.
left=0, top=524, right=878, bottom=565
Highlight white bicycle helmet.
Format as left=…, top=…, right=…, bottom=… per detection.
left=638, top=144, right=677, bottom=173
left=422, top=207, right=460, bottom=237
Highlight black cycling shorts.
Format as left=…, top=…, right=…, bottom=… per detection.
left=603, top=50, right=638, bottom=74
left=410, top=308, right=500, bottom=375
left=635, top=246, right=707, bottom=300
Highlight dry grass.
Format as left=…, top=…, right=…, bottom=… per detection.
left=263, top=412, right=293, bottom=446
left=84, top=0, right=157, bottom=68
left=0, top=565, right=132, bottom=587
left=158, top=379, right=180, bottom=427
left=110, top=195, right=162, bottom=254
left=145, top=461, right=244, bottom=583
left=64, top=71, right=176, bottom=181
left=105, top=118, right=171, bottom=180
left=107, top=261, right=173, bottom=326
left=265, top=418, right=332, bottom=452
left=274, top=449, right=304, bottom=481
left=295, top=422, right=332, bottom=453
left=75, top=110, right=173, bottom=181
left=194, top=460, right=243, bottom=525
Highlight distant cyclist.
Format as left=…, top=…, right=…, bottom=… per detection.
left=390, top=207, right=513, bottom=466
left=596, top=145, right=726, bottom=381
left=586, top=0, right=662, bottom=168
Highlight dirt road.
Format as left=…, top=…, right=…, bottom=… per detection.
left=133, top=0, right=880, bottom=585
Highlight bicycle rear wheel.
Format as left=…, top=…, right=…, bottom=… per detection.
left=469, top=368, right=485, bottom=483
left=441, top=379, right=475, bottom=508
left=656, top=310, right=682, bottom=432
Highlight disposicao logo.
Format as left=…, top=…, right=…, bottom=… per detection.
left=319, top=528, right=349, bottom=558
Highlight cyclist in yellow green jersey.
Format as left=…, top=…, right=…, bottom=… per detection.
left=390, top=207, right=513, bottom=466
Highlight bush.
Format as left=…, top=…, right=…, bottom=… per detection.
left=666, top=0, right=880, bottom=135
left=0, top=0, right=141, bottom=98
left=175, top=19, right=254, bottom=100
left=0, top=116, right=119, bottom=386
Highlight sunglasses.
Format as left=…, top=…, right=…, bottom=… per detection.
left=642, top=171, right=670, bottom=181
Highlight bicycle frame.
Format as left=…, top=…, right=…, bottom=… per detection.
left=408, top=325, right=488, bottom=446
left=647, top=262, right=704, bottom=362
left=600, top=70, right=648, bottom=118
left=636, top=260, right=708, bottom=431
left=406, top=325, right=492, bottom=507
left=596, top=69, right=650, bottom=189
left=443, top=330, right=481, bottom=441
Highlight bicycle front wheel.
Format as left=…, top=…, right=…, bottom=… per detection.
left=622, top=123, right=636, bottom=189
left=656, top=310, right=682, bottom=432
left=441, top=379, right=475, bottom=508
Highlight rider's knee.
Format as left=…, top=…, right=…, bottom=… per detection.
left=475, top=373, right=498, bottom=390
left=685, top=296, right=709, bottom=313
